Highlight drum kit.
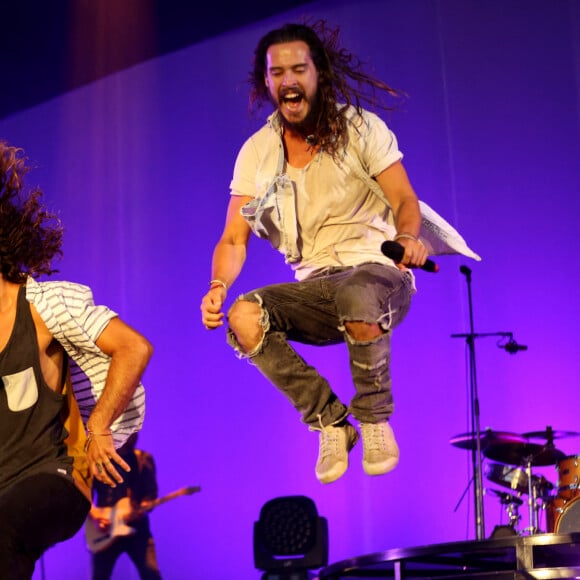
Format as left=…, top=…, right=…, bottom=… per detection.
left=450, top=426, right=580, bottom=536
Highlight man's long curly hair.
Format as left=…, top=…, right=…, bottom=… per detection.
left=0, top=141, right=63, bottom=283
left=249, top=20, right=404, bottom=158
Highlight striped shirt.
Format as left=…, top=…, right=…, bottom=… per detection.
left=25, top=277, right=145, bottom=448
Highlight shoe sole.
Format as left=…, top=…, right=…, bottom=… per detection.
left=363, top=455, right=399, bottom=476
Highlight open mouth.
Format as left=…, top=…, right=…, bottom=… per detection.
left=281, top=91, right=303, bottom=104
left=280, top=89, right=305, bottom=107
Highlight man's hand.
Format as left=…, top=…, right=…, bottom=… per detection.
left=200, top=286, right=226, bottom=330
left=89, top=506, right=112, bottom=532
left=86, top=432, right=131, bottom=487
left=395, top=237, right=428, bottom=270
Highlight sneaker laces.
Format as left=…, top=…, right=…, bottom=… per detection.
left=317, top=415, right=341, bottom=459
left=360, top=423, right=386, bottom=451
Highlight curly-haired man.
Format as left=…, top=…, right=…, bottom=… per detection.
left=0, top=141, right=153, bottom=578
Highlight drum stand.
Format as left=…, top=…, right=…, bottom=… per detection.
left=489, top=489, right=522, bottom=532
left=521, top=429, right=562, bottom=535
left=523, top=457, right=540, bottom=535
left=488, top=468, right=548, bottom=536
left=505, top=497, right=522, bottom=530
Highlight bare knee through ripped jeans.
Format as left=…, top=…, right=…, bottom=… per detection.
left=226, top=263, right=415, bottom=427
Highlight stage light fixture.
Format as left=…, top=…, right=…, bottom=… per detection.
left=253, top=495, right=328, bottom=580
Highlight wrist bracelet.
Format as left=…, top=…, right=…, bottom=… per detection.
left=209, top=279, right=228, bottom=291
left=84, top=430, right=112, bottom=453
left=394, top=233, right=419, bottom=243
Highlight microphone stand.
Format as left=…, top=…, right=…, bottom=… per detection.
left=452, top=266, right=522, bottom=540
left=451, top=265, right=486, bottom=541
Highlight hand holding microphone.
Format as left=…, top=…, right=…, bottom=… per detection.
left=381, top=240, right=439, bottom=273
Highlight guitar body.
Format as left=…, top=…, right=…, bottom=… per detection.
left=86, top=497, right=137, bottom=553
left=85, top=486, right=201, bottom=553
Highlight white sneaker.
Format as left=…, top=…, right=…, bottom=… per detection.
left=360, top=421, right=399, bottom=476
left=315, top=423, right=359, bottom=484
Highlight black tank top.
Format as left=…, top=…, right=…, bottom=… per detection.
left=0, top=285, right=73, bottom=492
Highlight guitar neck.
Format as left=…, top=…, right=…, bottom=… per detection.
left=140, top=486, right=201, bottom=512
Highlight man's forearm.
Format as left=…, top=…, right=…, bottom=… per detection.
left=87, top=340, right=152, bottom=433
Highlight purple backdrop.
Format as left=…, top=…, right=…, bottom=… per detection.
left=1, top=0, right=579, bottom=578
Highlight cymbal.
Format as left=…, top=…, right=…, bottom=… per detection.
left=523, top=429, right=580, bottom=440
left=484, top=462, right=529, bottom=494
left=483, top=442, right=566, bottom=467
left=487, top=488, right=523, bottom=506
left=484, top=461, right=555, bottom=494
left=449, top=429, right=526, bottom=451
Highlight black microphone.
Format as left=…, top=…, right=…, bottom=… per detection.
left=501, top=339, right=528, bottom=354
left=459, top=264, right=472, bottom=282
left=381, top=241, right=439, bottom=273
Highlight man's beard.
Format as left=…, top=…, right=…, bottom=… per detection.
left=279, top=95, right=320, bottom=137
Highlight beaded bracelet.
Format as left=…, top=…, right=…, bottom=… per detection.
left=209, top=279, right=228, bottom=291
left=394, top=232, right=419, bottom=243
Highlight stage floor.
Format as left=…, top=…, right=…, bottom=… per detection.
left=318, top=532, right=580, bottom=579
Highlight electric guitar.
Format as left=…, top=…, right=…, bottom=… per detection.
left=85, top=485, right=201, bottom=553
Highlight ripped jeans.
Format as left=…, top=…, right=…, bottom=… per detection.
left=226, top=263, right=415, bottom=428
